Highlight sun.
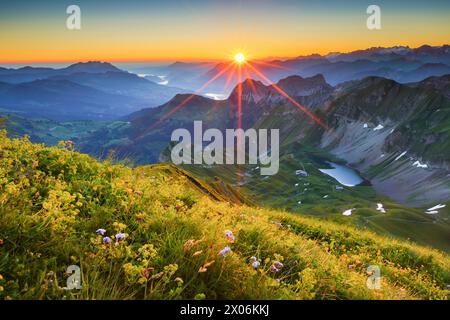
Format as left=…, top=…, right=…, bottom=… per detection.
left=234, top=53, right=246, bottom=64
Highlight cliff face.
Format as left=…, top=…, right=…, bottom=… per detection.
left=79, top=74, right=450, bottom=207
left=318, top=76, right=450, bottom=206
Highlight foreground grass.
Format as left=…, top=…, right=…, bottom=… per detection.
left=185, top=144, right=450, bottom=252
left=0, top=131, right=448, bottom=300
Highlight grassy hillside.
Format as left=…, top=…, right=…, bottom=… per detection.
left=0, top=131, right=449, bottom=300
left=0, top=112, right=127, bottom=147
left=183, top=142, right=450, bottom=252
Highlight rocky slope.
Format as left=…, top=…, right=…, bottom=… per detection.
left=78, top=74, right=450, bottom=208
left=318, top=76, right=450, bottom=206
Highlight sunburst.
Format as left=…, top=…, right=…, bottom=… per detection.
left=135, top=52, right=329, bottom=141
left=234, top=53, right=246, bottom=64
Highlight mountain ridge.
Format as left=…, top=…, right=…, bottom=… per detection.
left=76, top=73, right=450, bottom=209
left=0, top=62, right=186, bottom=120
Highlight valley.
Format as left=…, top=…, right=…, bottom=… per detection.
left=2, top=0, right=450, bottom=302
left=0, top=131, right=448, bottom=300
left=1, top=45, right=449, bottom=254
left=183, top=142, right=450, bottom=252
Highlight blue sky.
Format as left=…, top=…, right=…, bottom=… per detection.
left=1, top=0, right=449, bottom=62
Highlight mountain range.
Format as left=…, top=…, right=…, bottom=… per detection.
left=75, top=72, right=450, bottom=210
left=1, top=45, right=449, bottom=251
left=140, top=44, right=450, bottom=94
left=2, top=131, right=448, bottom=299
left=1, top=45, right=449, bottom=121
left=0, top=62, right=186, bottom=120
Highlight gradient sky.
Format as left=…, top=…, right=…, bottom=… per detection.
left=1, top=0, right=449, bottom=63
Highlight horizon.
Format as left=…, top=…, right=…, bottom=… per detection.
left=1, top=43, right=448, bottom=68
left=1, top=0, right=450, bottom=63
left=1, top=0, right=450, bottom=304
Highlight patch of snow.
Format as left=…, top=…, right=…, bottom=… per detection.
left=413, top=161, right=428, bottom=169
left=390, top=128, right=394, bottom=134
left=376, top=203, right=386, bottom=213
left=380, top=154, right=385, bottom=158
left=323, top=195, right=329, bottom=198
left=342, top=208, right=355, bottom=216
left=294, top=183, right=299, bottom=187
left=394, top=151, right=407, bottom=161
left=205, top=93, right=226, bottom=100
left=427, top=204, right=446, bottom=211
left=373, top=124, right=384, bottom=131
left=425, top=204, right=446, bottom=214
left=363, top=123, right=368, bottom=128
left=297, top=201, right=302, bottom=205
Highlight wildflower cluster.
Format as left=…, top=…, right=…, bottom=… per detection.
left=94, top=228, right=127, bottom=247
left=0, top=132, right=448, bottom=300
left=225, top=230, right=235, bottom=242
left=271, top=261, right=284, bottom=273
left=249, top=256, right=261, bottom=269
left=219, top=246, right=231, bottom=257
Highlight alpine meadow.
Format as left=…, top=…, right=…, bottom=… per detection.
left=0, top=0, right=449, bottom=305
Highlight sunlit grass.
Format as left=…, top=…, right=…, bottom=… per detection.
left=0, top=131, right=448, bottom=300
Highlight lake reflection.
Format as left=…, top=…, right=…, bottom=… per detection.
left=319, top=162, right=364, bottom=187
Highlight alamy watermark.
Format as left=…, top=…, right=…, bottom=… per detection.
left=171, top=121, right=280, bottom=175
left=66, top=5, right=81, bottom=30
left=64, top=264, right=82, bottom=290
left=367, top=5, right=381, bottom=30
left=65, top=5, right=381, bottom=31
left=366, top=265, right=381, bottom=289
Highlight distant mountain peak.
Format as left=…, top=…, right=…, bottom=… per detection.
left=228, top=78, right=272, bottom=104
left=276, top=74, right=331, bottom=96
left=69, top=61, right=113, bottom=66
left=63, top=61, right=123, bottom=74
left=167, top=93, right=212, bottom=106
left=241, top=77, right=266, bottom=88
left=228, top=74, right=332, bottom=104
left=170, top=61, right=189, bottom=67
left=412, top=74, right=450, bottom=98
left=295, top=53, right=323, bottom=60
left=357, top=75, right=399, bottom=87
left=277, top=74, right=327, bottom=85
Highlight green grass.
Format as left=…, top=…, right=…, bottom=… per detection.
left=0, top=131, right=448, bottom=300
left=0, top=112, right=127, bottom=146
left=183, top=141, right=450, bottom=252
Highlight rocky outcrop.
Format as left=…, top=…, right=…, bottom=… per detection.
left=319, top=76, right=450, bottom=206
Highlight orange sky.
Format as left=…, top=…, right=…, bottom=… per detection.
left=1, top=1, right=449, bottom=63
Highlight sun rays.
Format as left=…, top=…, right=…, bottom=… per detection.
left=137, top=54, right=328, bottom=141
left=127, top=54, right=329, bottom=188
